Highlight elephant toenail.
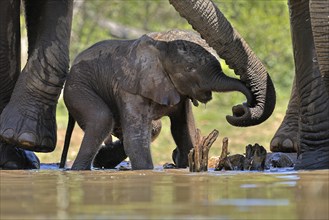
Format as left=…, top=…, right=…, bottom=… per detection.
left=270, top=137, right=280, bottom=151
left=41, top=138, right=54, bottom=149
left=18, top=132, right=37, bottom=147
left=282, top=139, right=293, bottom=149
left=2, top=129, right=15, bottom=140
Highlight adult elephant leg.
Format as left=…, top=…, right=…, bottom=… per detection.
left=0, top=0, right=73, bottom=152
left=0, top=0, right=40, bottom=169
left=270, top=77, right=299, bottom=153
left=272, top=0, right=329, bottom=154
left=309, top=0, right=329, bottom=92
left=289, top=0, right=329, bottom=169
left=0, top=0, right=20, bottom=113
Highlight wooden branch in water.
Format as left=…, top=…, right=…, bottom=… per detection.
left=215, top=137, right=238, bottom=171
left=215, top=139, right=267, bottom=171
left=194, top=129, right=202, bottom=172
left=188, top=129, right=219, bottom=172
left=244, top=143, right=267, bottom=171
left=220, top=137, right=229, bottom=160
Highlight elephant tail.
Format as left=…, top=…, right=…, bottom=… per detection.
left=59, top=112, right=76, bottom=169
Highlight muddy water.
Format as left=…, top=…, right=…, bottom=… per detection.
left=0, top=168, right=328, bottom=220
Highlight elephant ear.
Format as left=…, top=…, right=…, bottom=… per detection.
left=120, top=35, right=180, bottom=106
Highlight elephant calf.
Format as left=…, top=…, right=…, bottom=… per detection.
left=61, top=30, right=253, bottom=170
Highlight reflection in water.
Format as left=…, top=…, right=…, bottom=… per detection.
left=0, top=169, right=328, bottom=219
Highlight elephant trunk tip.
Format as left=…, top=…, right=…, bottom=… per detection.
left=226, top=73, right=276, bottom=127
left=226, top=104, right=252, bottom=127
left=226, top=95, right=276, bottom=127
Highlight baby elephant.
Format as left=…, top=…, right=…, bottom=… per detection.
left=60, top=30, right=252, bottom=170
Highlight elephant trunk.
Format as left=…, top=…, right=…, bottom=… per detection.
left=207, top=66, right=254, bottom=106
left=169, top=0, right=276, bottom=126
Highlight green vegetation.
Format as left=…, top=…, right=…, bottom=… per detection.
left=36, top=0, right=294, bottom=165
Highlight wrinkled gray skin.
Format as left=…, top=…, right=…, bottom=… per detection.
left=270, top=0, right=329, bottom=169
left=271, top=0, right=329, bottom=155
left=169, top=0, right=328, bottom=169
left=62, top=30, right=255, bottom=170
left=0, top=0, right=72, bottom=169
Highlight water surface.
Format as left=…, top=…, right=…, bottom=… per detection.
left=1, top=168, right=328, bottom=219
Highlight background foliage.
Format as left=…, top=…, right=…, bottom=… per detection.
left=33, top=0, right=294, bottom=165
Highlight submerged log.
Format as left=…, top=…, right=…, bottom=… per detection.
left=188, top=129, right=219, bottom=172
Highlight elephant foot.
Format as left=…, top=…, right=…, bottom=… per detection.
left=93, top=140, right=127, bottom=169
left=0, top=71, right=58, bottom=152
left=0, top=141, right=40, bottom=169
left=270, top=113, right=299, bottom=153
left=0, top=101, right=57, bottom=152
left=295, top=148, right=329, bottom=170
